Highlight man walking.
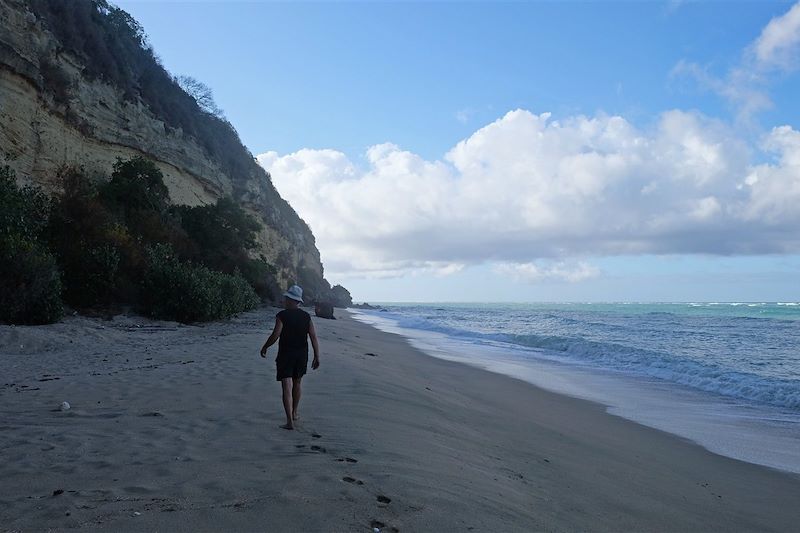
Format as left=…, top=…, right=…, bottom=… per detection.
left=260, top=285, right=320, bottom=429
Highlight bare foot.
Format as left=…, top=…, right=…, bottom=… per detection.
left=292, top=413, right=300, bottom=421
left=280, top=423, right=294, bottom=430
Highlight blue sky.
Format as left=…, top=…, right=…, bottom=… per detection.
left=115, top=0, right=800, bottom=302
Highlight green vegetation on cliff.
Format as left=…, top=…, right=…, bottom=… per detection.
left=1, top=158, right=269, bottom=324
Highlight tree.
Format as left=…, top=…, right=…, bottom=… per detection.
left=101, top=157, right=170, bottom=220
left=177, top=75, right=224, bottom=118
left=177, top=197, right=279, bottom=301
left=178, top=197, right=260, bottom=266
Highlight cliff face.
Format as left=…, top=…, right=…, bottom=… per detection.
left=0, top=0, right=325, bottom=293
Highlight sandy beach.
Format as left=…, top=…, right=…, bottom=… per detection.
left=2, top=308, right=799, bottom=532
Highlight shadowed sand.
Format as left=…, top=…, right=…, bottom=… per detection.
left=1, top=309, right=799, bottom=531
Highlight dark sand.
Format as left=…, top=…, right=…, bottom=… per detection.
left=1, top=309, right=799, bottom=531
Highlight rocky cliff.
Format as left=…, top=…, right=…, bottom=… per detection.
left=0, top=0, right=332, bottom=298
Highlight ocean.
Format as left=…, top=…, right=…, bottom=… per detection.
left=352, top=302, right=800, bottom=473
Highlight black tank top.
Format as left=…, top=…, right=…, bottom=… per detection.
left=277, top=309, right=311, bottom=355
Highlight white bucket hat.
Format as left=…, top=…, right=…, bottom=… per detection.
left=283, top=285, right=304, bottom=303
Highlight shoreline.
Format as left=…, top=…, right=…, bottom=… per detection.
left=1, top=308, right=799, bottom=531
left=351, top=308, right=800, bottom=475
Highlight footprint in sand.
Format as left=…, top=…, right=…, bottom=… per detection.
left=335, top=457, right=358, bottom=463
left=342, top=476, right=364, bottom=485
left=310, top=445, right=327, bottom=453
left=376, top=495, right=391, bottom=504
left=311, top=433, right=322, bottom=438
left=369, top=520, right=400, bottom=533
left=370, top=519, right=399, bottom=532
left=364, top=352, right=378, bottom=357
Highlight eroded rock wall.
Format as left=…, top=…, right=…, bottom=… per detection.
left=0, top=0, right=323, bottom=290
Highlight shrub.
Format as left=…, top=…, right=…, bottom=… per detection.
left=100, top=157, right=191, bottom=252
left=0, top=167, right=63, bottom=324
left=177, top=197, right=259, bottom=263
left=47, top=162, right=270, bottom=312
left=177, top=197, right=282, bottom=300
left=142, top=245, right=258, bottom=323
left=101, top=156, right=168, bottom=217
left=0, top=166, right=50, bottom=244
left=61, top=243, right=122, bottom=308
left=239, top=255, right=281, bottom=301
left=1, top=158, right=295, bottom=322
left=0, top=238, right=64, bottom=325
left=48, top=168, right=132, bottom=307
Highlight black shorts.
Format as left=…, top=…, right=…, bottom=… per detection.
left=276, top=351, right=308, bottom=381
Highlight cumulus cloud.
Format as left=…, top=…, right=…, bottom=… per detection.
left=673, top=2, right=800, bottom=121
left=252, top=4, right=800, bottom=282
left=257, top=109, right=800, bottom=279
left=743, top=126, right=800, bottom=225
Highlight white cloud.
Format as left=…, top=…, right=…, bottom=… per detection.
left=742, top=125, right=800, bottom=225
left=688, top=196, right=722, bottom=221
left=670, top=60, right=773, bottom=122
left=753, top=2, right=800, bottom=71
left=494, top=261, right=601, bottom=284
left=326, top=259, right=467, bottom=281
left=672, top=2, right=800, bottom=121
left=258, top=109, right=800, bottom=278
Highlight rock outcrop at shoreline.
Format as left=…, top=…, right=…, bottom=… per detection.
left=314, top=302, right=336, bottom=320
left=351, top=302, right=383, bottom=310
left=0, top=0, right=342, bottom=301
